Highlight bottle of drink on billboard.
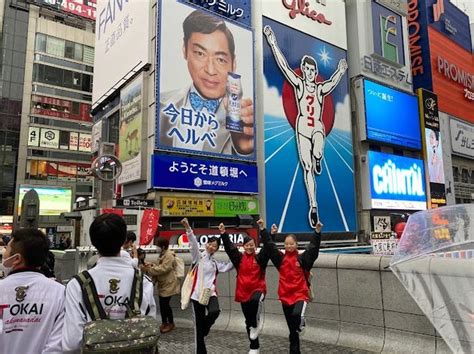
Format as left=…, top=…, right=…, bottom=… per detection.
left=226, top=72, right=243, bottom=133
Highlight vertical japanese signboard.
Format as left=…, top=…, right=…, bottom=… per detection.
left=418, top=89, right=446, bottom=208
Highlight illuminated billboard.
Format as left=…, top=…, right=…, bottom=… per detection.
left=363, top=79, right=421, bottom=149
left=18, top=185, right=72, bottom=216
left=368, top=151, right=427, bottom=210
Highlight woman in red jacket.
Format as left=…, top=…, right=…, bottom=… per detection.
left=219, top=222, right=270, bottom=354
left=262, top=220, right=322, bottom=354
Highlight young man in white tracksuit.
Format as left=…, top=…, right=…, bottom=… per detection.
left=181, top=218, right=234, bottom=354
left=0, top=228, right=65, bottom=354
left=62, top=213, right=156, bottom=352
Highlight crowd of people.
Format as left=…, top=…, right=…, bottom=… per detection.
left=0, top=213, right=322, bottom=354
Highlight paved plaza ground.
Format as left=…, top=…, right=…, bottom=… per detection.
left=158, top=327, right=372, bottom=353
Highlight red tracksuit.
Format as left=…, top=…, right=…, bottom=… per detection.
left=264, top=230, right=321, bottom=354
left=221, top=232, right=270, bottom=350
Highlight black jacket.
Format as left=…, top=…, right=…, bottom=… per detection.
left=262, top=229, right=321, bottom=272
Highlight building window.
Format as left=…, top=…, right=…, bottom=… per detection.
left=46, top=36, right=65, bottom=58
left=33, top=64, right=93, bottom=93
left=461, top=168, right=469, bottom=183
left=83, top=46, right=94, bottom=65
left=35, top=33, right=47, bottom=52
left=65, top=41, right=76, bottom=60
left=453, top=167, right=459, bottom=182
left=35, top=33, right=93, bottom=65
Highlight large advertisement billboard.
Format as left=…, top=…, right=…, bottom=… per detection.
left=18, top=185, right=72, bottom=216
left=155, top=0, right=255, bottom=160
left=429, top=28, right=474, bottom=124
left=418, top=89, right=446, bottom=208
left=368, top=151, right=427, bottom=210
left=118, top=74, right=143, bottom=184
left=363, top=79, right=421, bottom=149
left=93, top=0, right=150, bottom=106
left=262, top=1, right=356, bottom=234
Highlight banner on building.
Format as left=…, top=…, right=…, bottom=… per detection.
left=118, top=74, right=143, bottom=184
left=155, top=0, right=255, bottom=161
left=418, top=89, right=446, bottom=208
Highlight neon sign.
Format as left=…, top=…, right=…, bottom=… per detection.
left=369, top=151, right=427, bottom=210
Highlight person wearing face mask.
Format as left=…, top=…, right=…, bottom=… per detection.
left=181, top=217, right=233, bottom=354
left=262, top=221, right=323, bottom=354
left=219, top=221, right=270, bottom=354
left=0, top=228, right=65, bottom=354
left=141, top=236, right=180, bottom=334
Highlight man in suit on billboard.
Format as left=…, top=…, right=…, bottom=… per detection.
left=159, top=10, right=254, bottom=157
left=264, top=25, right=348, bottom=227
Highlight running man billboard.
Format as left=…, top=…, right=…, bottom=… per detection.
left=262, top=1, right=357, bottom=234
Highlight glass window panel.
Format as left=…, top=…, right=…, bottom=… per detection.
left=44, top=65, right=63, bottom=86
left=46, top=36, right=65, bottom=57
left=82, top=75, right=91, bottom=92
left=63, top=71, right=73, bottom=89
left=65, top=41, right=75, bottom=59
left=83, top=46, right=94, bottom=65
left=73, top=72, right=82, bottom=89
left=74, top=43, right=83, bottom=61
left=35, top=33, right=47, bottom=52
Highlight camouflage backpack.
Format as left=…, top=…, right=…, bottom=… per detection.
left=74, top=269, right=160, bottom=353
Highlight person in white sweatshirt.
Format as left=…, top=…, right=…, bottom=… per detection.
left=62, top=213, right=156, bottom=352
left=181, top=218, right=233, bottom=354
left=0, top=228, right=65, bottom=354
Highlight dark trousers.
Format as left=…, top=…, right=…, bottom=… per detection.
left=241, top=291, right=264, bottom=350
left=282, top=301, right=306, bottom=354
left=159, top=296, right=173, bottom=324
left=191, top=297, right=220, bottom=354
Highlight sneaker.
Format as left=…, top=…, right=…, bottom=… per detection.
left=248, top=349, right=260, bottom=354
left=249, top=327, right=258, bottom=340
left=308, top=208, right=319, bottom=228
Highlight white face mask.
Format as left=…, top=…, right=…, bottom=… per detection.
left=156, top=247, right=162, bottom=254
left=1, top=254, right=19, bottom=276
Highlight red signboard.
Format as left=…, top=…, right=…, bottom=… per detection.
left=429, top=27, right=474, bottom=123
left=34, top=0, right=96, bottom=21
left=32, top=95, right=92, bottom=122
left=140, top=209, right=160, bottom=246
